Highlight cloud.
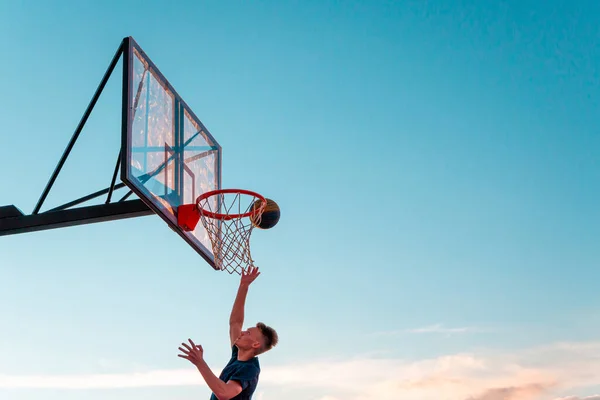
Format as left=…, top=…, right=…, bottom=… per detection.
left=0, top=341, right=599, bottom=400
left=0, top=369, right=204, bottom=389
left=372, top=323, right=488, bottom=335
left=405, top=324, right=483, bottom=334
left=258, top=352, right=558, bottom=400
left=467, top=384, right=550, bottom=400
left=554, top=397, right=600, bottom=400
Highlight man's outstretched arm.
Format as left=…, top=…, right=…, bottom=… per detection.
left=229, top=266, right=260, bottom=347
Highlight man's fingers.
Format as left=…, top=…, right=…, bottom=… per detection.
left=245, top=266, right=258, bottom=276
left=178, top=340, right=202, bottom=364
left=181, top=342, right=192, bottom=351
left=179, top=341, right=202, bottom=355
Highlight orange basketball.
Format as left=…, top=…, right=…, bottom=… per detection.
left=250, top=198, right=280, bottom=229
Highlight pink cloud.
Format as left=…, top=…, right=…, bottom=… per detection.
left=467, top=384, right=551, bottom=400
left=553, top=397, right=600, bottom=400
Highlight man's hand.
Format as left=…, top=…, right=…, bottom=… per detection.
left=241, top=266, right=260, bottom=286
left=178, top=339, right=204, bottom=366
left=179, top=339, right=244, bottom=400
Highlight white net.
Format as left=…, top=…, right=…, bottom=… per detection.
left=197, top=191, right=266, bottom=274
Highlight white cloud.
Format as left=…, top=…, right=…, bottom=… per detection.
left=372, top=323, right=489, bottom=335
left=1, top=341, right=599, bottom=400
left=406, top=324, right=482, bottom=334
left=253, top=391, right=265, bottom=400
left=0, top=369, right=204, bottom=389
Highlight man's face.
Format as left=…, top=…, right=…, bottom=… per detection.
left=235, top=327, right=263, bottom=351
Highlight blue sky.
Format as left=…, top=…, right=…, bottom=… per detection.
left=1, top=1, right=599, bottom=399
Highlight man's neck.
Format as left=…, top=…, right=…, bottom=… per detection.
left=236, top=347, right=256, bottom=361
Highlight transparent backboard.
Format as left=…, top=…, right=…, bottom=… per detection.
left=121, top=38, right=221, bottom=268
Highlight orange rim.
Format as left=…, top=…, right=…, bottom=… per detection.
left=195, top=189, right=266, bottom=220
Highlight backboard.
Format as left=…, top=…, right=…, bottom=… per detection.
left=121, top=38, right=222, bottom=268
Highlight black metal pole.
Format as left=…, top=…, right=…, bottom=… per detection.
left=1, top=200, right=152, bottom=236
left=33, top=40, right=126, bottom=214
left=120, top=37, right=132, bottom=202
left=106, top=149, right=121, bottom=203
left=43, top=182, right=128, bottom=213
left=119, top=189, right=134, bottom=202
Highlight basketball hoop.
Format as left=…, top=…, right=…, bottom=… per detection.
left=177, top=189, right=267, bottom=274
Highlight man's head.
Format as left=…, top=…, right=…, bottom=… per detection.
left=235, top=322, right=278, bottom=356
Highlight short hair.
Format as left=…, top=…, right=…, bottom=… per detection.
left=256, top=322, right=278, bottom=354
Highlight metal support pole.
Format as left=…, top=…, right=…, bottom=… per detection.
left=33, top=40, right=126, bottom=214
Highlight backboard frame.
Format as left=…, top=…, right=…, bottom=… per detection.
left=0, top=36, right=222, bottom=270
left=121, top=37, right=222, bottom=269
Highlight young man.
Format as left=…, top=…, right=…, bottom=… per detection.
left=178, top=266, right=278, bottom=400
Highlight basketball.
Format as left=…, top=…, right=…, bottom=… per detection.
left=250, top=198, right=280, bottom=229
